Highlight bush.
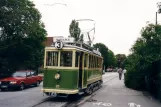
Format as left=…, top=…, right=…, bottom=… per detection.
left=146, top=61, right=161, bottom=100
left=159, top=73, right=161, bottom=101
left=125, top=71, right=146, bottom=90
left=38, top=68, right=45, bottom=74
left=0, top=69, right=13, bottom=79
left=125, top=24, right=161, bottom=102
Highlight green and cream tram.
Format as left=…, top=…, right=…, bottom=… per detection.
left=42, top=37, right=103, bottom=96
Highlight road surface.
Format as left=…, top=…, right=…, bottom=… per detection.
left=0, top=72, right=160, bottom=107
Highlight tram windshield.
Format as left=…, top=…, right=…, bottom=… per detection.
left=60, top=51, right=72, bottom=67
left=46, top=51, right=73, bottom=67
left=46, top=51, right=58, bottom=66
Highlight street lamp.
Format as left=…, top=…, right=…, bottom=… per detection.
left=157, top=2, right=161, bottom=13
left=156, top=2, right=161, bottom=25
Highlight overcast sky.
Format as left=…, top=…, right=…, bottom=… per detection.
left=33, top=0, right=161, bottom=55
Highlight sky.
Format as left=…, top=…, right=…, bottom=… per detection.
left=33, top=0, right=161, bottom=55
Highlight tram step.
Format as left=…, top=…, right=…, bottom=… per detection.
left=78, top=92, right=84, bottom=95
left=57, top=94, right=68, bottom=98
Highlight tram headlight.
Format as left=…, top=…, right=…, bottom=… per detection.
left=55, top=73, right=60, bottom=80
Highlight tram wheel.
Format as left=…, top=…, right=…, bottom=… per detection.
left=88, top=88, right=93, bottom=95
left=85, top=85, right=93, bottom=95
left=98, top=82, right=101, bottom=89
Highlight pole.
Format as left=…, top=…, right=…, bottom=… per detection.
left=156, top=12, right=158, bottom=25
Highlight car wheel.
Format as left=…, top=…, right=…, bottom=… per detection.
left=35, top=81, right=40, bottom=87
left=20, top=83, right=25, bottom=90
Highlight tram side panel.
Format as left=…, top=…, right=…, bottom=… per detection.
left=83, top=69, right=88, bottom=88
left=86, top=56, right=103, bottom=86
left=86, top=69, right=102, bottom=85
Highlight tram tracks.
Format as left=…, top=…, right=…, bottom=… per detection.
left=31, top=75, right=117, bottom=107
left=63, top=75, right=118, bottom=107
left=30, top=97, right=53, bottom=107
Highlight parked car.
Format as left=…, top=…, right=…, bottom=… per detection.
left=113, top=67, right=118, bottom=72
left=0, top=70, right=42, bottom=91
left=102, top=70, right=105, bottom=74
left=106, top=68, right=113, bottom=72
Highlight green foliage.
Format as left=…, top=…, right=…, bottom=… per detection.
left=125, top=71, right=146, bottom=90
left=93, top=43, right=117, bottom=68
left=0, top=0, right=47, bottom=75
left=107, top=50, right=117, bottom=67
left=115, top=54, right=127, bottom=68
left=93, top=43, right=108, bottom=68
left=69, top=20, right=81, bottom=41
left=125, top=24, right=161, bottom=101
left=80, top=34, right=84, bottom=42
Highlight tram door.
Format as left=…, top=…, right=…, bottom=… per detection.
left=78, top=52, right=83, bottom=88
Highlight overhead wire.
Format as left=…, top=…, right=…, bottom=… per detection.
left=44, top=0, right=96, bottom=44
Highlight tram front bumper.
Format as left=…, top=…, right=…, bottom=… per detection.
left=42, top=88, right=79, bottom=94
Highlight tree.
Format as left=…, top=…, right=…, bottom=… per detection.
left=0, top=0, right=47, bottom=75
left=125, top=24, right=161, bottom=93
left=107, top=50, right=117, bottom=67
left=69, top=20, right=81, bottom=41
left=93, top=43, right=108, bottom=69
left=115, top=54, right=126, bottom=68
left=80, top=34, right=84, bottom=42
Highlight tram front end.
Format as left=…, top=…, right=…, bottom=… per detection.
left=42, top=47, right=80, bottom=96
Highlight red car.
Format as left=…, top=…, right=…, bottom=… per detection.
left=0, top=70, right=42, bottom=91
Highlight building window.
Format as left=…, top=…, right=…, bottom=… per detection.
left=46, top=51, right=58, bottom=66
left=60, top=51, right=72, bottom=67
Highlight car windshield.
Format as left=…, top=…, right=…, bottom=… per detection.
left=12, top=72, right=26, bottom=77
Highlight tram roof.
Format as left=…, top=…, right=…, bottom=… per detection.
left=45, top=43, right=102, bottom=57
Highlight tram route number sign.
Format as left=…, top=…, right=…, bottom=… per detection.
left=54, top=40, right=63, bottom=49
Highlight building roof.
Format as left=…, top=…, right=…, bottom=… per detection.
left=44, top=37, right=53, bottom=46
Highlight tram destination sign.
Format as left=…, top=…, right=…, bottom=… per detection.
left=53, top=36, right=74, bottom=43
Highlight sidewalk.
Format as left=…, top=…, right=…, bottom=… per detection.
left=81, top=74, right=161, bottom=107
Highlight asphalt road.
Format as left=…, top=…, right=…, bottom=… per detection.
left=0, top=83, right=48, bottom=107
left=0, top=73, right=160, bottom=107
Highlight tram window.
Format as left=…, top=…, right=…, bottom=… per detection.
left=75, top=52, right=79, bottom=67
left=60, top=51, right=72, bottom=67
left=91, top=55, right=92, bottom=68
left=94, top=56, right=97, bottom=68
left=98, top=58, right=100, bottom=68
left=95, top=57, right=98, bottom=69
left=100, top=58, right=102, bottom=68
left=46, top=51, right=58, bottom=66
left=97, top=58, right=99, bottom=68
left=89, top=55, right=91, bottom=68
left=91, top=56, right=94, bottom=68
left=84, top=54, right=88, bottom=67
left=93, top=56, right=95, bottom=68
